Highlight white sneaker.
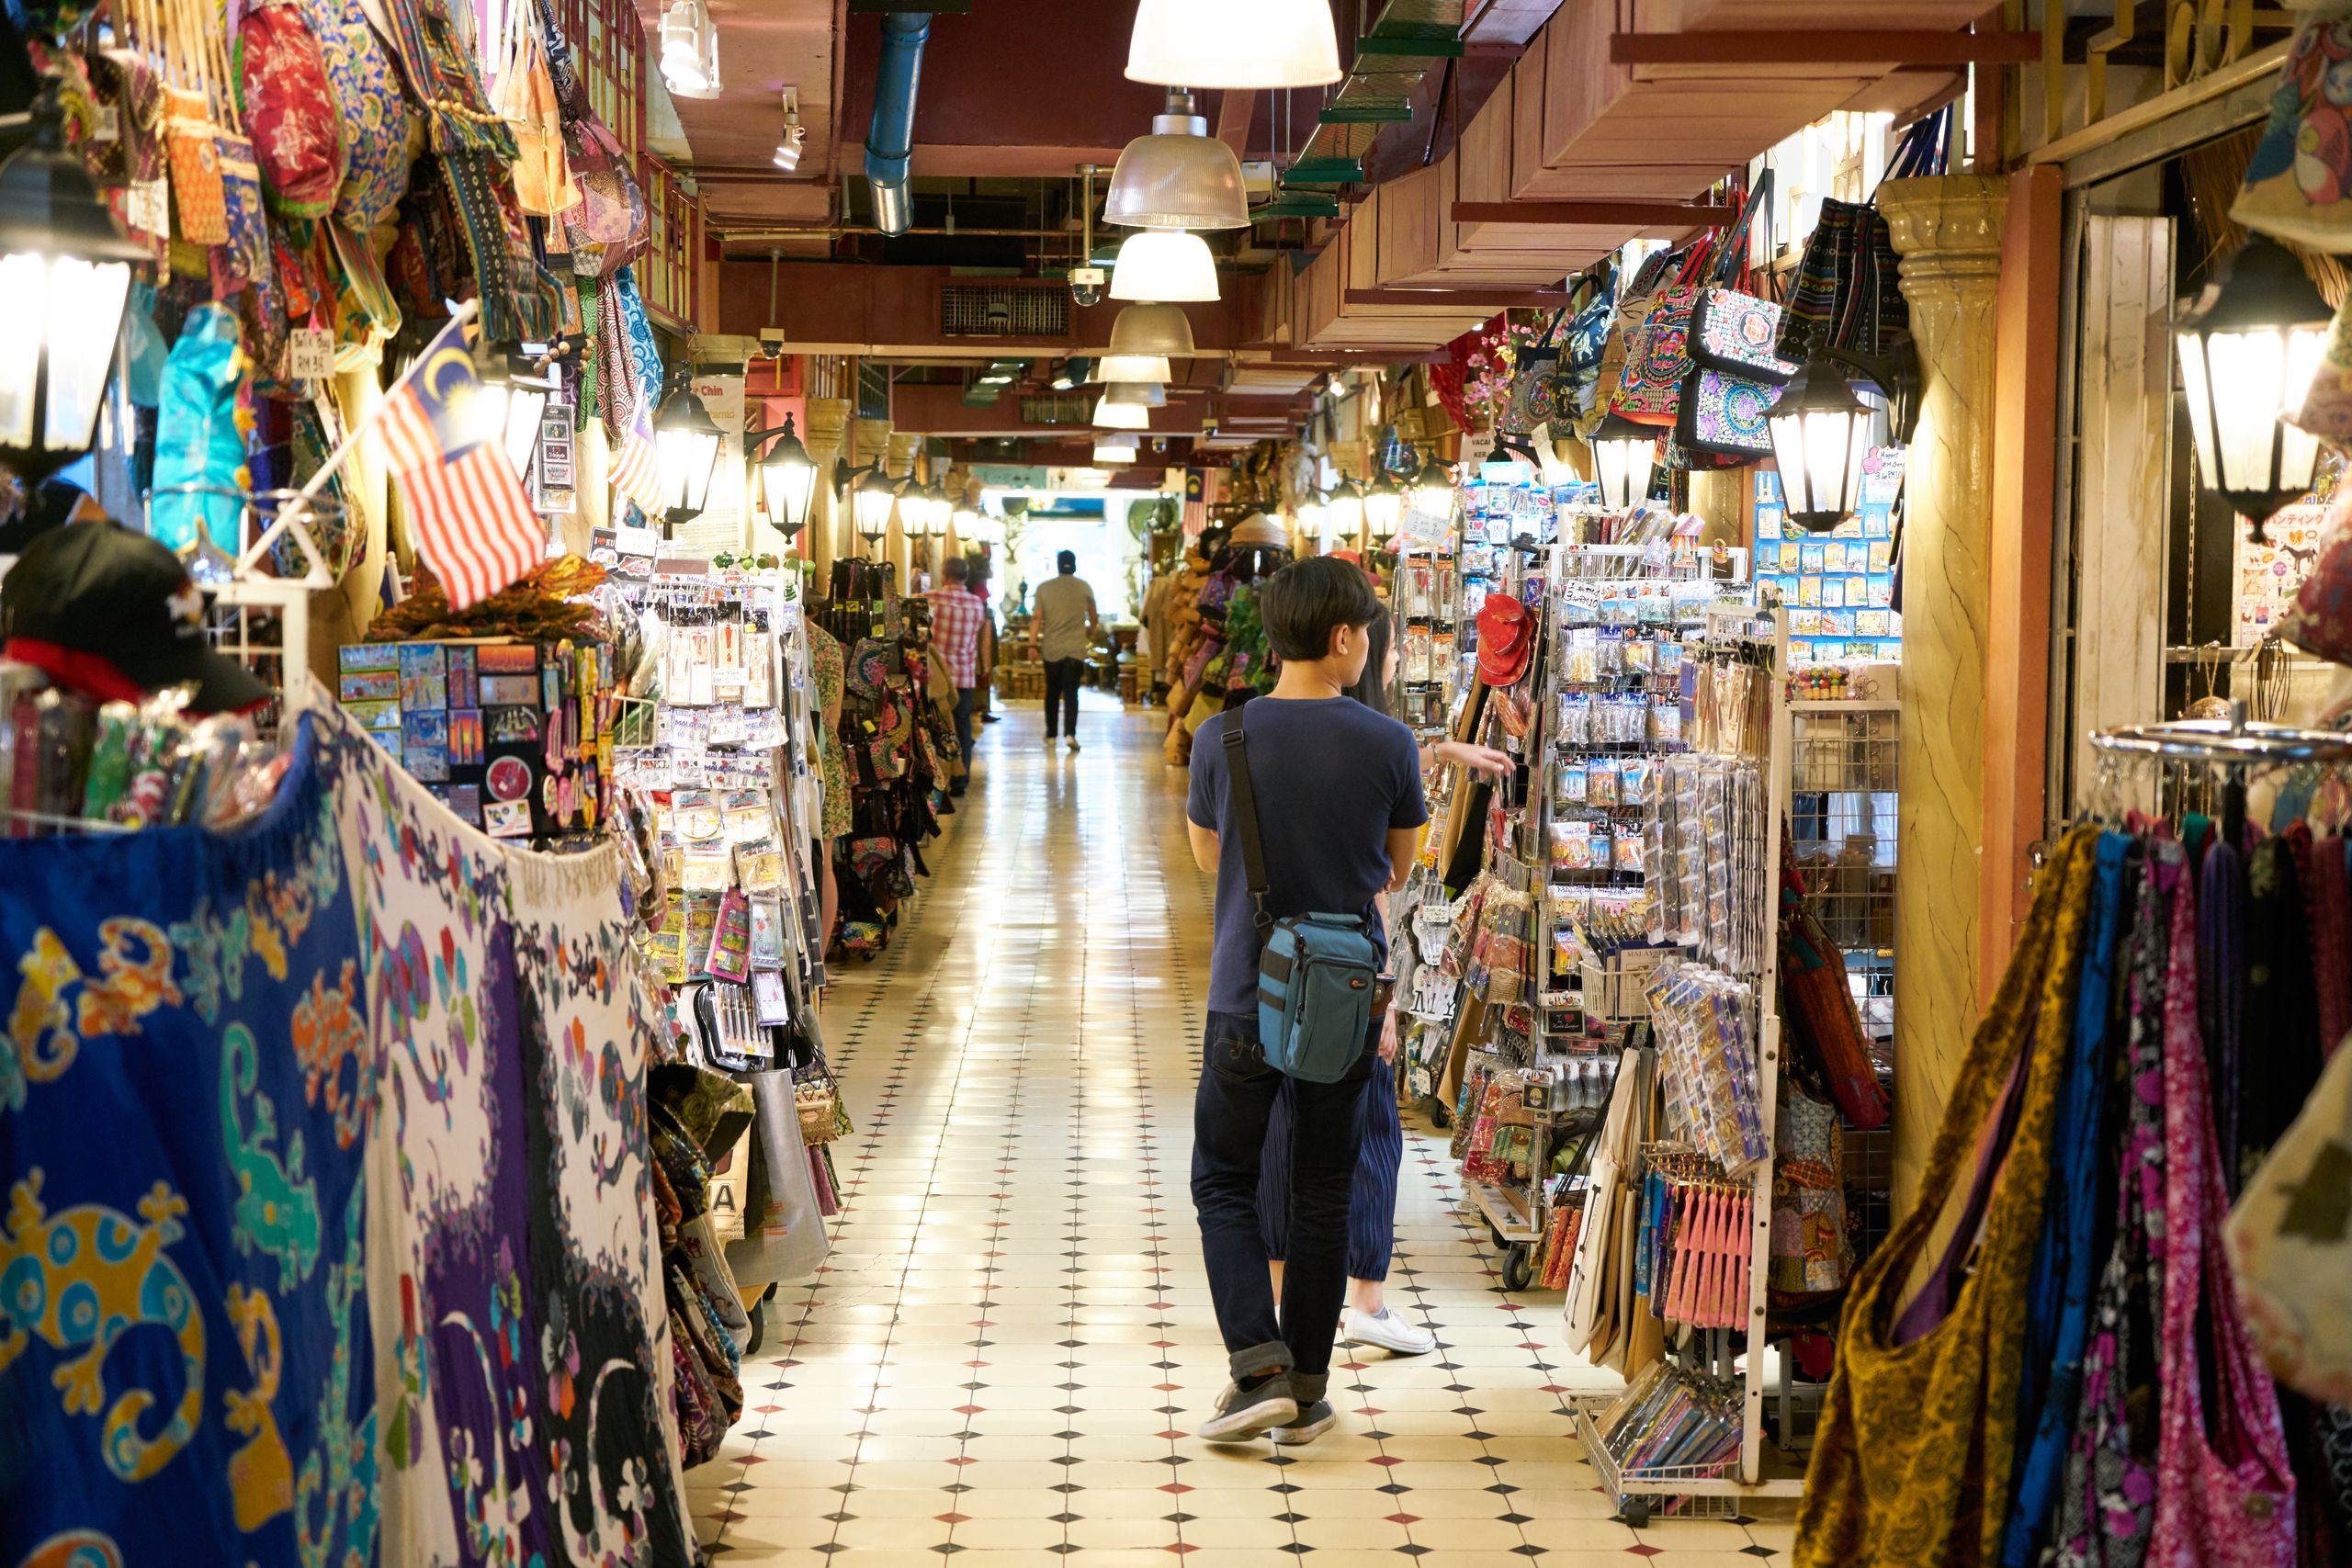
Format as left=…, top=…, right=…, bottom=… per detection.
left=1343, top=1306, right=1438, bottom=1357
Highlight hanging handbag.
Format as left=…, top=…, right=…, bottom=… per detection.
left=1793, top=828, right=2103, bottom=1568
left=2149, top=856, right=2298, bottom=1567
left=2228, top=1032, right=2352, bottom=1405
left=1768, top=1077, right=1852, bottom=1303
left=544, top=12, right=650, bottom=277
left=294, top=0, right=414, bottom=233
left=85, top=44, right=167, bottom=192
left=236, top=0, right=345, bottom=219
left=1562, top=265, right=1616, bottom=417
left=2232, top=11, right=2352, bottom=254
left=491, top=0, right=581, bottom=219
left=1674, top=173, right=1796, bottom=462
left=1612, top=241, right=1716, bottom=427
left=1778, top=853, right=1890, bottom=1130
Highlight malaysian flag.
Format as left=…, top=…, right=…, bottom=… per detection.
left=609, top=404, right=666, bottom=516
left=377, top=320, right=546, bottom=609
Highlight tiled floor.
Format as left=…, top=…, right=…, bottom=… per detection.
left=689, top=700, right=1793, bottom=1565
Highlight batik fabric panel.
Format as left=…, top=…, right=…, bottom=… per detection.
left=507, top=844, right=693, bottom=1566
left=0, top=717, right=379, bottom=1568
left=322, top=703, right=548, bottom=1568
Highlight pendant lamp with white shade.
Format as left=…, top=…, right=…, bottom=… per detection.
left=1094, top=396, right=1150, bottom=431
left=1111, top=231, right=1218, bottom=302
left=1126, top=0, right=1341, bottom=88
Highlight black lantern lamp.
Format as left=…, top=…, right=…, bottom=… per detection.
left=851, top=464, right=896, bottom=551
left=473, top=345, right=558, bottom=479
left=1589, top=412, right=1658, bottom=512
left=651, top=377, right=722, bottom=536
left=1362, top=466, right=1404, bottom=545
left=0, top=80, right=147, bottom=483
left=1408, top=449, right=1454, bottom=519
left=2177, top=234, right=2332, bottom=543
left=1763, top=342, right=1921, bottom=535
left=745, top=412, right=818, bottom=536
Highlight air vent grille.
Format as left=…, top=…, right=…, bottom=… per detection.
left=1019, top=394, right=1093, bottom=425
left=941, top=284, right=1069, bottom=337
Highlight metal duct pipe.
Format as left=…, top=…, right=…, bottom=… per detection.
left=864, top=11, right=933, bottom=237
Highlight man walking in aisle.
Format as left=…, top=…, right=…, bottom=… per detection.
left=927, top=556, right=986, bottom=796
left=1030, top=549, right=1099, bottom=751
left=1183, top=557, right=1427, bottom=1445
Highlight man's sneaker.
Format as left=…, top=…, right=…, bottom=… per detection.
left=1343, top=1306, right=1438, bottom=1356
left=1269, top=1400, right=1337, bottom=1446
left=1043, top=736, right=1057, bottom=750
left=1067, top=738, right=1080, bottom=752
left=1196, top=1377, right=1298, bottom=1443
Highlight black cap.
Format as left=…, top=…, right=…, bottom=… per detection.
left=3, top=522, right=272, bottom=714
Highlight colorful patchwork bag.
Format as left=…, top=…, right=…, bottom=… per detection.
left=84, top=44, right=167, bottom=190
left=236, top=0, right=345, bottom=219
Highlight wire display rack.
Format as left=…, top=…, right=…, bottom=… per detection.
left=1785, top=699, right=1900, bottom=1264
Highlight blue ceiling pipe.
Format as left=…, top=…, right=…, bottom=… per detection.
left=865, top=11, right=933, bottom=237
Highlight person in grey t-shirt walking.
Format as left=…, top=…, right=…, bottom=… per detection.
left=1029, top=549, right=1100, bottom=751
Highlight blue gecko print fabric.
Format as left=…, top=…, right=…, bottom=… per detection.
left=0, top=716, right=380, bottom=1568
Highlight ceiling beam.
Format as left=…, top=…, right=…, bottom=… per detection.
left=1609, top=29, right=2044, bottom=67
left=1450, top=200, right=1736, bottom=226
left=1346, top=288, right=1570, bottom=308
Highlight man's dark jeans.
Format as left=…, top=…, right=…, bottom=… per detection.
left=1042, top=657, right=1085, bottom=739
left=952, top=687, right=977, bottom=792
left=1191, top=1010, right=1374, bottom=1393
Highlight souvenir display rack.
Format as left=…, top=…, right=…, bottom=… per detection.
left=609, top=569, right=831, bottom=1035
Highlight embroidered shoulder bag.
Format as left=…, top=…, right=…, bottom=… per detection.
left=1675, top=172, right=1797, bottom=463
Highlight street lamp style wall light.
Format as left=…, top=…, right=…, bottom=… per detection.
left=2177, top=234, right=2332, bottom=543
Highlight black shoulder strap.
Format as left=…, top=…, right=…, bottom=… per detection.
left=1221, top=708, right=1275, bottom=945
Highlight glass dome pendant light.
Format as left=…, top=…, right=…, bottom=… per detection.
left=1110, top=230, right=1219, bottom=303
left=2177, top=234, right=2334, bottom=543
left=1102, top=379, right=1166, bottom=409
left=1125, top=0, right=1341, bottom=89
left=1109, top=302, right=1196, bottom=359
left=1104, top=88, right=1250, bottom=231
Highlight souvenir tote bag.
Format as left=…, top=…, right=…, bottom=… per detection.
left=2228, top=1032, right=2352, bottom=1405
left=1583, top=244, right=1680, bottom=434
left=1794, top=827, right=2104, bottom=1568
left=1562, top=265, right=1617, bottom=417
left=542, top=10, right=649, bottom=276
left=2233, top=12, right=2352, bottom=254
left=294, top=0, right=414, bottom=232
left=236, top=0, right=345, bottom=219
left=1613, top=240, right=1715, bottom=426
left=1677, top=174, right=1797, bottom=462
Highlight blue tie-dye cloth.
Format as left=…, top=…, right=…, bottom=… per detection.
left=0, top=716, right=379, bottom=1568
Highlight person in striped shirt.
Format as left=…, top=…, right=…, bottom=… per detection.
left=927, top=557, right=988, bottom=795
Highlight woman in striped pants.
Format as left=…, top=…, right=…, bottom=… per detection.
left=1259, top=1055, right=1434, bottom=1354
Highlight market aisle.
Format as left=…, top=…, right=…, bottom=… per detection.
left=689, top=701, right=1791, bottom=1566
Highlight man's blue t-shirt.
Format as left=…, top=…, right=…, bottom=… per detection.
left=1186, top=696, right=1430, bottom=1017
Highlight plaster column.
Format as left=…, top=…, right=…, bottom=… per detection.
left=1879, top=175, right=2008, bottom=1216
left=804, top=396, right=850, bottom=571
